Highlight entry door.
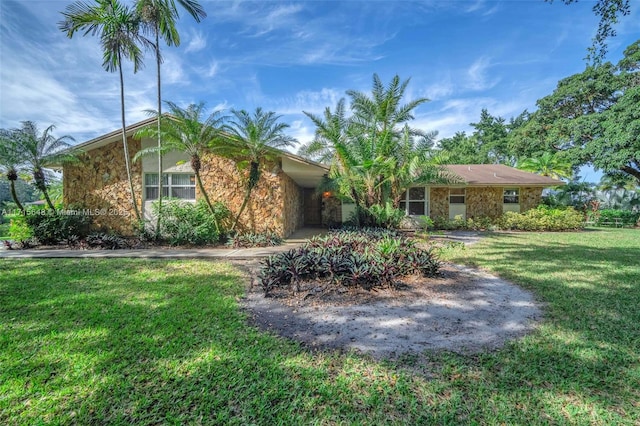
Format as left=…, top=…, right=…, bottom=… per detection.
left=449, top=188, right=466, bottom=220
left=303, top=189, right=322, bottom=226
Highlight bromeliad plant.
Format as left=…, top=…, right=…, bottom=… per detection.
left=259, top=228, right=440, bottom=295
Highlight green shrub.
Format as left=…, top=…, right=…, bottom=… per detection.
left=9, top=215, right=33, bottom=244
left=153, top=199, right=230, bottom=246
left=366, top=202, right=406, bottom=229
left=431, top=215, right=494, bottom=231
left=498, top=206, right=584, bottom=231
left=24, top=209, right=93, bottom=245
left=259, top=229, right=440, bottom=295
left=227, top=232, right=284, bottom=248
left=593, top=209, right=640, bottom=227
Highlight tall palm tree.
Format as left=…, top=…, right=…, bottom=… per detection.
left=134, top=102, right=227, bottom=231
left=517, top=151, right=573, bottom=180
left=222, top=108, right=296, bottom=231
left=0, top=129, right=26, bottom=214
left=136, top=0, right=206, bottom=234
left=59, top=0, right=151, bottom=221
left=11, top=121, right=77, bottom=211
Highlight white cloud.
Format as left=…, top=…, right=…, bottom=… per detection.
left=185, top=30, right=207, bottom=53
left=466, top=56, right=500, bottom=91
left=270, top=88, right=343, bottom=116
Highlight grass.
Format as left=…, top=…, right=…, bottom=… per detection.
left=1, top=228, right=639, bottom=424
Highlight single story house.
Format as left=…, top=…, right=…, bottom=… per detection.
left=59, top=118, right=562, bottom=237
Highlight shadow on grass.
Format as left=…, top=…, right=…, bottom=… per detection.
left=1, top=254, right=638, bottom=424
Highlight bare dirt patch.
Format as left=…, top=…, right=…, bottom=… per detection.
left=234, top=260, right=543, bottom=359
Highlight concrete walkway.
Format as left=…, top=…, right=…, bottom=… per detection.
left=0, top=229, right=483, bottom=259
left=0, top=227, right=328, bottom=259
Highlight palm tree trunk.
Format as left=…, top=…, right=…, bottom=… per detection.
left=9, top=179, right=25, bottom=215
left=34, top=168, right=56, bottom=211
left=118, top=55, right=141, bottom=222
left=194, top=171, right=220, bottom=234
left=41, top=188, right=56, bottom=211
left=154, top=27, right=163, bottom=239
left=231, top=186, right=252, bottom=232
left=231, top=162, right=259, bottom=231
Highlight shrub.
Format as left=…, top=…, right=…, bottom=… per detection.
left=85, top=232, right=129, bottom=250
left=592, top=209, right=640, bottom=227
left=259, top=229, right=440, bottom=295
left=366, top=202, right=406, bottom=229
left=153, top=199, right=230, bottom=246
left=24, top=209, right=92, bottom=245
left=227, top=232, right=284, bottom=248
left=8, top=215, right=33, bottom=245
left=498, top=206, right=584, bottom=231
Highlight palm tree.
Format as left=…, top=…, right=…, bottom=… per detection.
left=136, top=0, right=206, bottom=234
left=134, top=102, right=227, bottom=231
left=59, top=0, right=151, bottom=221
left=11, top=121, right=77, bottom=211
left=222, top=108, right=296, bottom=231
left=0, top=129, right=26, bottom=214
left=517, top=152, right=573, bottom=180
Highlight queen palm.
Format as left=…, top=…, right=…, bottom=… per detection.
left=0, top=129, right=26, bottom=214
left=222, top=108, right=296, bottom=231
left=11, top=121, right=77, bottom=211
left=134, top=102, right=227, bottom=231
left=136, top=0, right=206, bottom=234
left=60, top=0, right=151, bottom=221
left=517, top=151, right=573, bottom=180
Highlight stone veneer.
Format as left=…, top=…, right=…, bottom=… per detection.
left=63, top=137, right=142, bottom=235
left=197, top=152, right=303, bottom=237
left=428, top=186, right=544, bottom=221
left=64, top=140, right=305, bottom=237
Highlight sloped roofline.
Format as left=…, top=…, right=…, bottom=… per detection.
left=57, top=116, right=329, bottom=172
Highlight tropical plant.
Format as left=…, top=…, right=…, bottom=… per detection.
left=136, top=0, right=206, bottom=235
left=9, top=121, right=77, bottom=211
left=0, top=129, right=26, bottom=214
left=60, top=0, right=152, bottom=221
left=151, top=198, right=229, bottom=245
left=134, top=101, right=228, bottom=233
left=222, top=107, right=296, bottom=231
left=517, top=151, right=573, bottom=180
left=299, top=74, right=450, bottom=225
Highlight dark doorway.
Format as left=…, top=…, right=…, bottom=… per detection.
left=303, top=188, right=322, bottom=226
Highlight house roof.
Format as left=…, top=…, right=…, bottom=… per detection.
left=55, top=117, right=329, bottom=188
left=444, top=164, right=563, bottom=187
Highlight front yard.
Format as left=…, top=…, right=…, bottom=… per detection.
left=1, top=229, right=638, bottom=424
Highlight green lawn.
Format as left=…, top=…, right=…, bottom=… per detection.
left=1, top=229, right=639, bottom=424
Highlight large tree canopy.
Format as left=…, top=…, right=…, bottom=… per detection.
left=512, top=40, right=640, bottom=183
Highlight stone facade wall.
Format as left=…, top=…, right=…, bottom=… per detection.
left=63, top=137, right=142, bottom=235
left=429, top=187, right=449, bottom=219
left=322, top=196, right=342, bottom=226
left=521, top=187, right=543, bottom=212
left=281, top=172, right=303, bottom=238
left=198, top=153, right=300, bottom=237
left=466, top=187, right=503, bottom=219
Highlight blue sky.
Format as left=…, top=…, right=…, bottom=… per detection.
left=1, top=0, right=639, bottom=181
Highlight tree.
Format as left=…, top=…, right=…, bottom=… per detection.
left=10, top=122, right=77, bottom=211
left=299, top=74, right=451, bottom=222
left=0, top=129, right=27, bottom=214
left=546, top=0, right=631, bottom=62
left=60, top=0, right=151, bottom=221
left=223, top=108, right=296, bottom=231
left=517, top=152, right=573, bottom=180
left=136, top=0, right=206, bottom=235
left=512, top=40, right=640, bottom=183
left=134, top=102, right=227, bottom=232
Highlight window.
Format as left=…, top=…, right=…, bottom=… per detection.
left=503, top=188, right=519, bottom=204
left=145, top=173, right=196, bottom=200
left=399, top=187, right=429, bottom=216
left=449, top=188, right=466, bottom=204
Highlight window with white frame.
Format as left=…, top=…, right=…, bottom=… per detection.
left=449, top=188, right=466, bottom=204
left=145, top=173, right=196, bottom=200
left=503, top=188, right=519, bottom=204
left=399, top=187, right=429, bottom=216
